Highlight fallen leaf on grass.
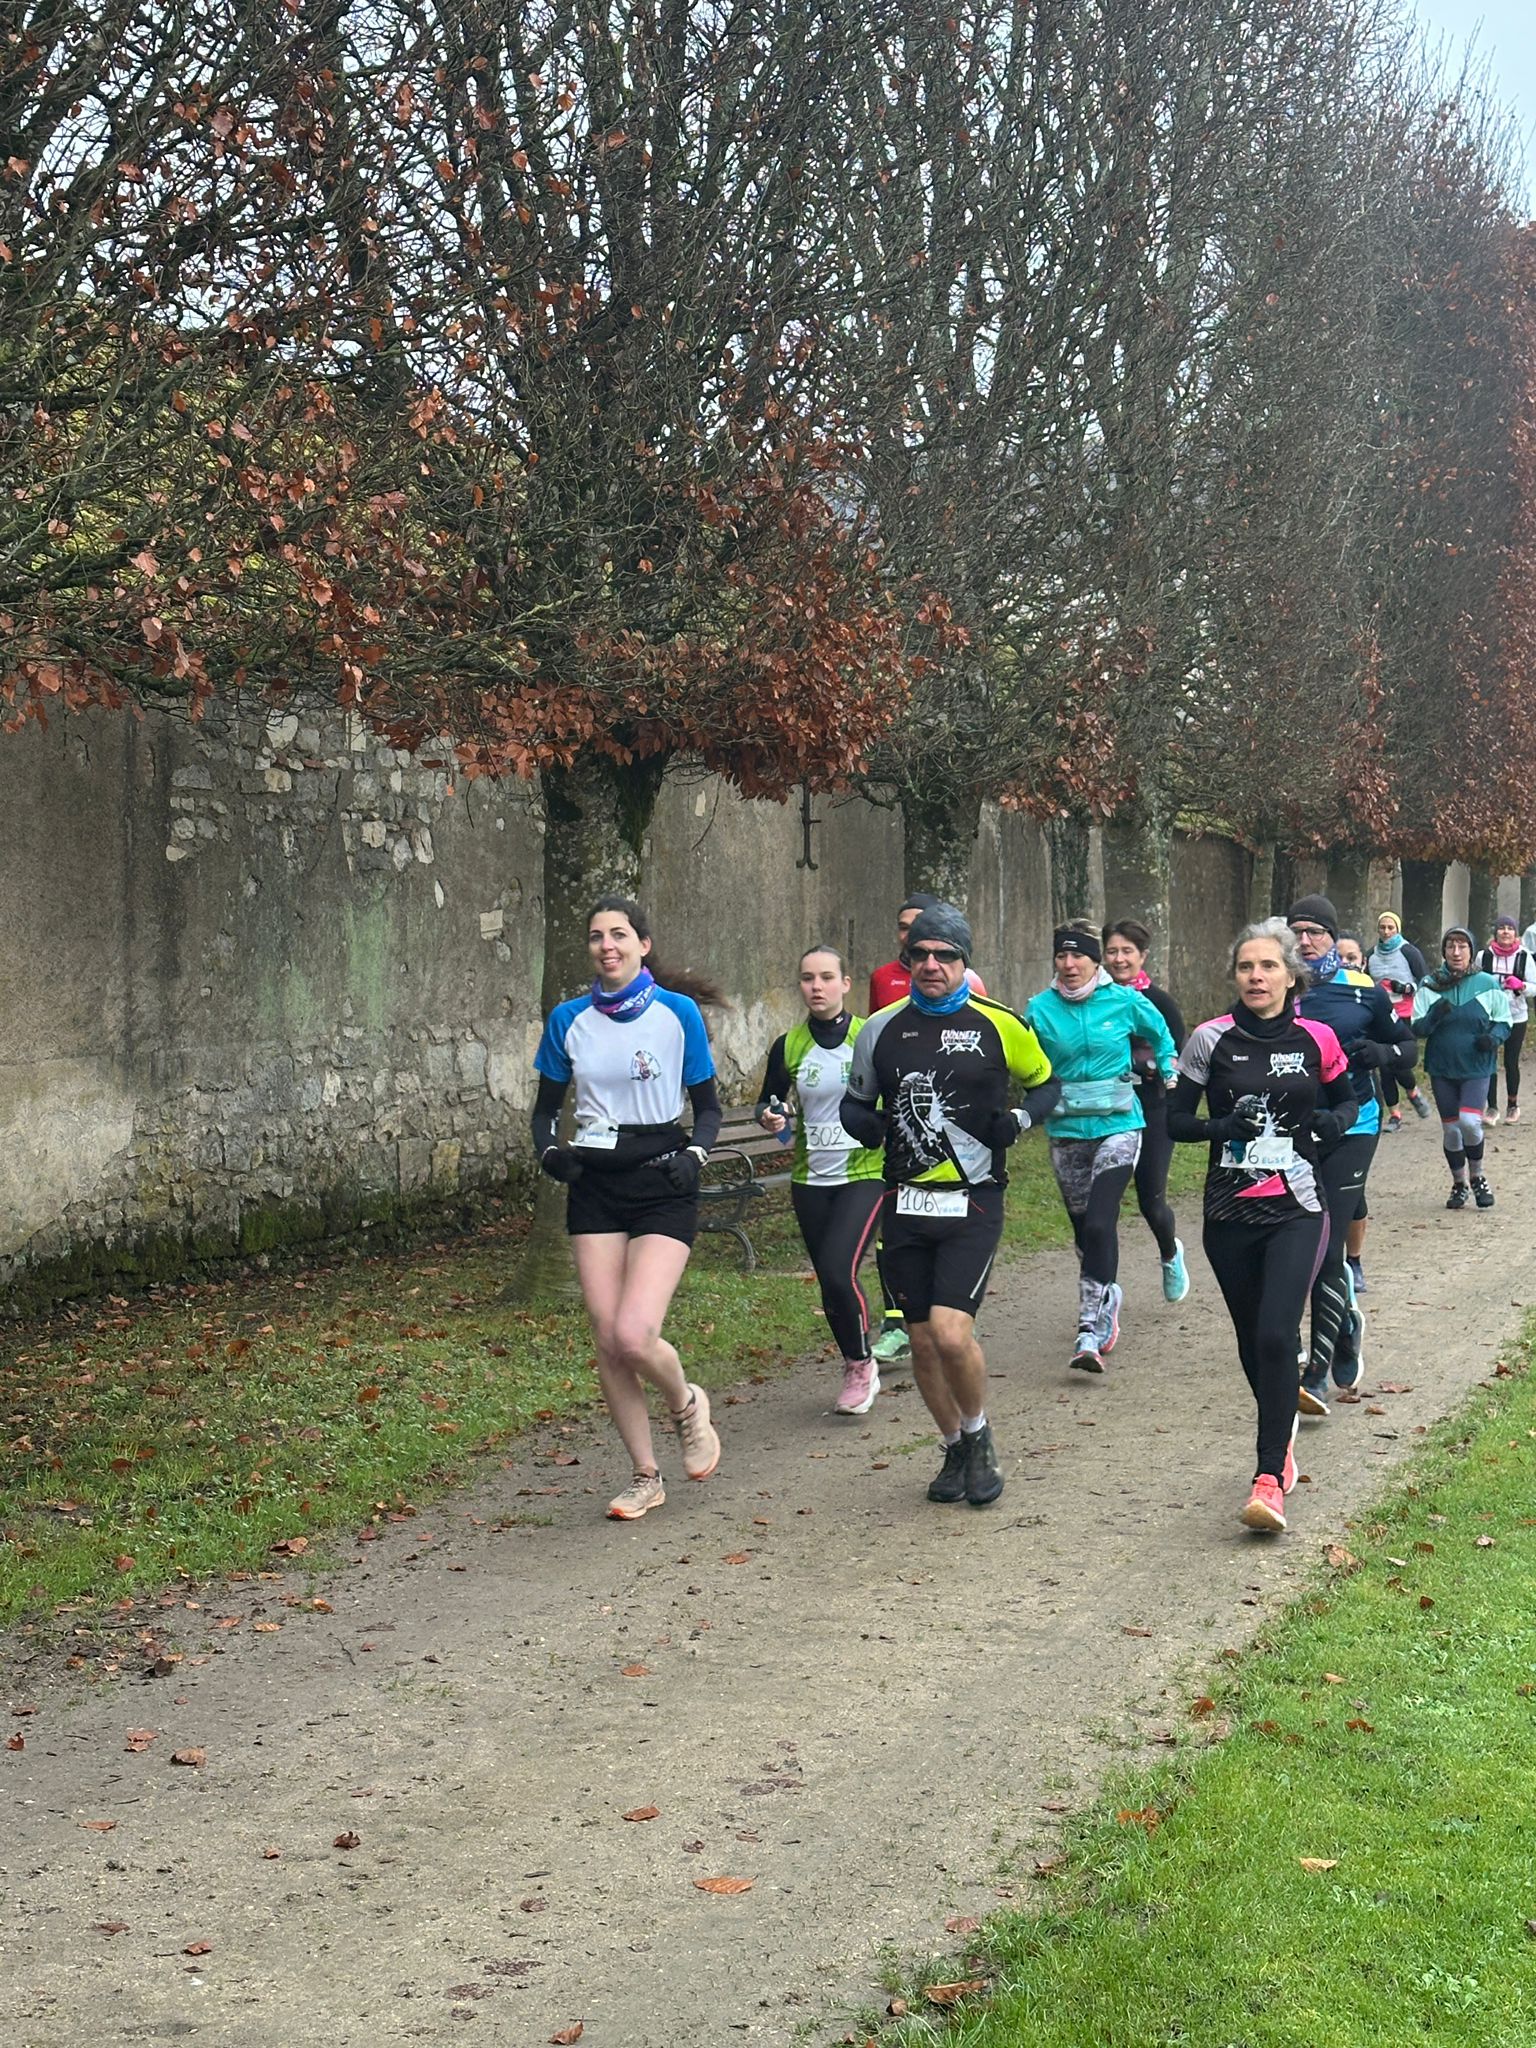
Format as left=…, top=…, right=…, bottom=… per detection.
left=693, top=1876, right=754, bottom=1895
left=1116, top=1806, right=1162, bottom=1833
left=550, top=2027, right=584, bottom=2045
left=1476, top=1535, right=1497, bottom=1548
left=1346, top=1718, right=1375, bottom=1733
left=269, top=1536, right=309, bottom=1556
left=95, top=1921, right=129, bottom=1935
left=886, top=1998, right=909, bottom=2017
left=622, top=1806, right=659, bottom=1823
left=80, top=1819, right=117, bottom=1832
left=183, top=1940, right=212, bottom=1957
left=1299, top=1857, right=1338, bottom=1872
left=170, top=1749, right=206, bottom=1768
left=944, top=1916, right=981, bottom=1935
left=1323, top=1673, right=1344, bottom=1684
left=924, top=1979, right=988, bottom=2006
left=112, top=1554, right=136, bottom=1573
left=1420, top=1596, right=1435, bottom=1611
left=1190, top=1696, right=1216, bottom=1718
left=1033, top=1855, right=1067, bottom=1876
left=1324, top=1544, right=1361, bottom=1574
left=124, top=1730, right=157, bottom=1752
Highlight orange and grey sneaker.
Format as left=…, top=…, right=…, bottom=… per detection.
left=673, top=1383, right=721, bottom=1480
left=607, top=1469, right=665, bottom=1520
left=1240, top=1474, right=1287, bottom=1532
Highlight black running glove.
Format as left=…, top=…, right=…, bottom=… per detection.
left=1351, top=1039, right=1389, bottom=1070
left=1474, top=1031, right=1497, bottom=1054
left=985, top=1108, right=1032, bottom=1149
left=540, top=1147, right=584, bottom=1184
left=654, top=1148, right=704, bottom=1195
left=1208, top=1095, right=1266, bottom=1145
left=1310, top=1109, right=1349, bottom=1145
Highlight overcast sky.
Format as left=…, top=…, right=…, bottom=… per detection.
left=1406, top=0, right=1535, bottom=209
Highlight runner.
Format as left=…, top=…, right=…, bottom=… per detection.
left=531, top=895, right=724, bottom=1521
left=1366, top=911, right=1433, bottom=1129
left=1335, top=934, right=1375, bottom=1295
left=756, top=946, right=885, bottom=1416
left=840, top=903, right=1058, bottom=1507
left=1411, top=927, right=1512, bottom=1211
left=1168, top=918, right=1358, bottom=1532
left=1026, top=921, right=1178, bottom=1372
left=867, top=897, right=986, bottom=1370
left=1478, top=913, right=1535, bottom=1124
left=1287, top=896, right=1417, bottom=1417
left=1102, top=917, right=1190, bottom=1304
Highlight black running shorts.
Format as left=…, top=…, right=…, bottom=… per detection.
left=878, top=1184, right=1003, bottom=1322
left=565, top=1159, right=699, bottom=1246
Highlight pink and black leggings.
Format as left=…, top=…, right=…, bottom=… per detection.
left=790, top=1182, right=884, bottom=1362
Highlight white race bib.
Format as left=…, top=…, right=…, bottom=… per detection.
left=572, top=1118, right=621, bottom=1151
left=1221, top=1132, right=1295, bottom=1172
left=895, top=1184, right=970, bottom=1219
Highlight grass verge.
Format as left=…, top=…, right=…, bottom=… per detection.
left=875, top=1341, right=1536, bottom=2048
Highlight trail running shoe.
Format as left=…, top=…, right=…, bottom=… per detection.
left=1098, top=1283, right=1123, bottom=1354
left=1485, top=1107, right=1501, bottom=1128
left=1472, top=1176, right=1495, bottom=1209
left=872, top=1325, right=911, bottom=1365
left=1346, top=1255, right=1367, bottom=1295
left=834, top=1359, right=880, bottom=1416
left=1297, top=1371, right=1331, bottom=1418
left=673, top=1382, right=721, bottom=1480
left=1507, top=1103, right=1522, bottom=1124
left=1282, top=1413, right=1300, bottom=1494
left=1333, top=1311, right=1365, bottom=1391
left=961, top=1423, right=1004, bottom=1506
left=1161, top=1240, right=1190, bottom=1303
left=607, top=1470, right=665, bottom=1520
left=1240, top=1475, right=1287, bottom=1532
left=1411, top=1092, right=1433, bottom=1120
left=1386, top=1111, right=1402, bottom=1133
left=927, top=1438, right=969, bottom=1504
left=1070, top=1329, right=1105, bottom=1374
left=1446, top=1183, right=1470, bottom=1211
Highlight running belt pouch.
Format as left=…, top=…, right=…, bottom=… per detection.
left=1057, top=1077, right=1137, bottom=1117
left=582, top=1124, right=687, bottom=1171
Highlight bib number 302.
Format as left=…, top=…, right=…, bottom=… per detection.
left=895, top=1185, right=970, bottom=1219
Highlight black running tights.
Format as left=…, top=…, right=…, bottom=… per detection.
left=791, top=1181, right=884, bottom=1362
left=1134, top=1098, right=1179, bottom=1262
left=1204, top=1209, right=1328, bottom=1482
left=1309, top=1133, right=1378, bottom=1375
left=1487, top=1020, right=1526, bottom=1110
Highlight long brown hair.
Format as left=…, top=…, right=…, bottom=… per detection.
left=587, top=895, right=729, bottom=1008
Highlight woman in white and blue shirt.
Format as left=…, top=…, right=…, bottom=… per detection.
left=532, top=896, right=725, bottom=1522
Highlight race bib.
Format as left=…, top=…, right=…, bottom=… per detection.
left=806, top=1120, right=855, bottom=1151
left=895, top=1185, right=970, bottom=1219
left=1221, top=1132, right=1295, bottom=1172
left=572, top=1118, right=621, bottom=1151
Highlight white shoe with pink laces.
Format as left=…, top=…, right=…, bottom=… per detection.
left=834, top=1359, right=880, bottom=1416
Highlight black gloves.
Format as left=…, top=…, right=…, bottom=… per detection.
left=1474, top=1031, right=1497, bottom=1054
left=1210, top=1094, right=1266, bottom=1145
left=986, top=1108, right=1031, bottom=1149
left=540, top=1147, right=584, bottom=1184
left=1310, top=1109, right=1349, bottom=1145
left=1351, top=1039, right=1388, bottom=1070
left=654, top=1148, right=703, bottom=1196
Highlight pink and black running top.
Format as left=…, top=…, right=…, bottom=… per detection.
left=1172, top=1007, right=1352, bottom=1222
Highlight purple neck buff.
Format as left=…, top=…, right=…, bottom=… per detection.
left=591, top=966, right=657, bottom=1021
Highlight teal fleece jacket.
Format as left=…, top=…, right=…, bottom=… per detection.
left=1025, top=979, right=1177, bottom=1140
left=1410, top=970, right=1511, bottom=1080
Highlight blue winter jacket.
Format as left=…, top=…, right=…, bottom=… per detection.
left=1026, top=978, right=1177, bottom=1141
left=1410, top=970, right=1511, bottom=1080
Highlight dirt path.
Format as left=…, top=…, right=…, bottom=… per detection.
left=4, top=1120, right=1533, bottom=2048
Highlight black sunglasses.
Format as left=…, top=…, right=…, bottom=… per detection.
left=908, top=945, right=963, bottom=965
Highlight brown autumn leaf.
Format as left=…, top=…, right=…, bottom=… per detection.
left=1323, top=1673, right=1345, bottom=1684
left=549, top=2028, right=585, bottom=2045
left=183, top=1940, right=212, bottom=1957
left=1120, top=1625, right=1153, bottom=1638
left=6, top=1732, right=23, bottom=1751
left=1116, top=1806, right=1162, bottom=1833
left=693, top=1876, right=754, bottom=1895
left=269, top=1536, right=309, bottom=1556
left=1190, top=1696, right=1216, bottom=1718
left=944, top=1915, right=981, bottom=1935
left=886, top=1998, right=909, bottom=2017
left=95, top=1920, right=130, bottom=1935
left=1413, top=1540, right=1436, bottom=1554
left=1324, top=1543, right=1361, bottom=1574
left=1033, top=1855, right=1067, bottom=1876
left=923, top=1978, right=988, bottom=2006
left=124, top=1729, right=157, bottom=1752
left=170, top=1748, right=206, bottom=1768
left=620, top=1664, right=651, bottom=1678
left=722, top=1552, right=752, bottom=1565
left=623, top=1806, right=660, bottom=1823
left=112, top=1554, right=136, bottom=1573
left=1377, top=1381, right=1413, bottom=1395
left=518, top=1897, right=549, bottom=1913
left=1346, top=1717, right=1375, bottom=1733
left=1298, top=1857, right=1339, bottom=1872
left=1419, top=1596, right=1435, bottom=1611
left=251, top=1622, right=282, bottom=1634
left=80, top=1819, right=117, bottom=1832
left=333, top=1831, right=361, bottom=1850
left=261, top=1847, right=281, bottom=1859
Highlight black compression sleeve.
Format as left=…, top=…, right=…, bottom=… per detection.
left=1321, top=1071, right=1358, bottom=1127
left=1151, top=985, right=1187, bottom=1051
left=1387, top=1015, right=1418, bottom=1079
left=755, top=1035, right=791, bottom=1113
left=840, top=1091, right=886, bottom=1148
left=531, top=1073, right=567, bottom=1155
left=1021, top=1076, right=1062, bottom=1123
left=687, top=1077, right=723, bottom=1152
left=1166, top=1073, right=1213, bottom=1142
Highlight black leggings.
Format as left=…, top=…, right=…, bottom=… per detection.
left=1309, top=1132, right=1378, bottom=1375
left=1134, top=1099, right=1178, bottom=1261
left=790, top=1181, right=884, bottom=1362
left=1204, top=1208, right=1328, bottom=1482
left=1487, top=1021, right=1526, bottom=1110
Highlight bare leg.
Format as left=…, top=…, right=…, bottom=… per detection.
left=572, top=1233, right=693, bottom=1472
left=908, top=1306, right=986, bottom=1430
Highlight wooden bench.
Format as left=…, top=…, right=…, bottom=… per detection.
left=697, top=1109, right=795, bottom=1271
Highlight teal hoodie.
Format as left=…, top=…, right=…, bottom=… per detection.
left=1025, top=977, right=1177, bottom=1140
left=1410, top=969, right=1511, bottom=1080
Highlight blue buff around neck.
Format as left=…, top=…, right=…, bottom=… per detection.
left=909, top=979, right=973, bottom=1016
left=1377, top=932, right=1404, bottom=953
left=591, top=966, right=656, bottom=1019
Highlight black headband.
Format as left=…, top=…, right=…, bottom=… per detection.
left=1054, top=926, right=1102, bottom=963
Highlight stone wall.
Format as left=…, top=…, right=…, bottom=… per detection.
left=2, top=696, right=1252, bottom=1304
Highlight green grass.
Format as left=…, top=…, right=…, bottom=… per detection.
left=879, top=1347, right=1536, bottom=2048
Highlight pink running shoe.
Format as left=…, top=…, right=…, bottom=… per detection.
left=1240, top=1475, right=1287, bottom=1532
left=834, top=1359, right=880, bottom=1416
left=1282, top=1414, right=1300, bottom=1496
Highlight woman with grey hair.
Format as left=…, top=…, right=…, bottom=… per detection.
left=1168, top=919, right=1358, bottom=1533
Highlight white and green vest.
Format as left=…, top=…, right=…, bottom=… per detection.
left=784, top=1018, right=883, bottom=1186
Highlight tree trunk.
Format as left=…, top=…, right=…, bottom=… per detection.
left=1048, top=817, right=1099, bottom=926
left=506, top=751, right=670, bottom=1304
left=1247, top=839, right=1277, bottom=924
left=1466, top=867, right=1499, bottom=945
left=1325, top=847, right=1372, bottom=941
left=1520, top=866, right=1536, bottom=934
left=1103, top=810, right=1172, bottom=980
left=902, top=785, right=982, bottom=911
left=1399, top=859, right=1446, bottom=956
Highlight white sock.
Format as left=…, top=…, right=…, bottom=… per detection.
left=961, top=1412, right=986, bottom=1433
left=941, top=1428, right=962, bottom=1447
